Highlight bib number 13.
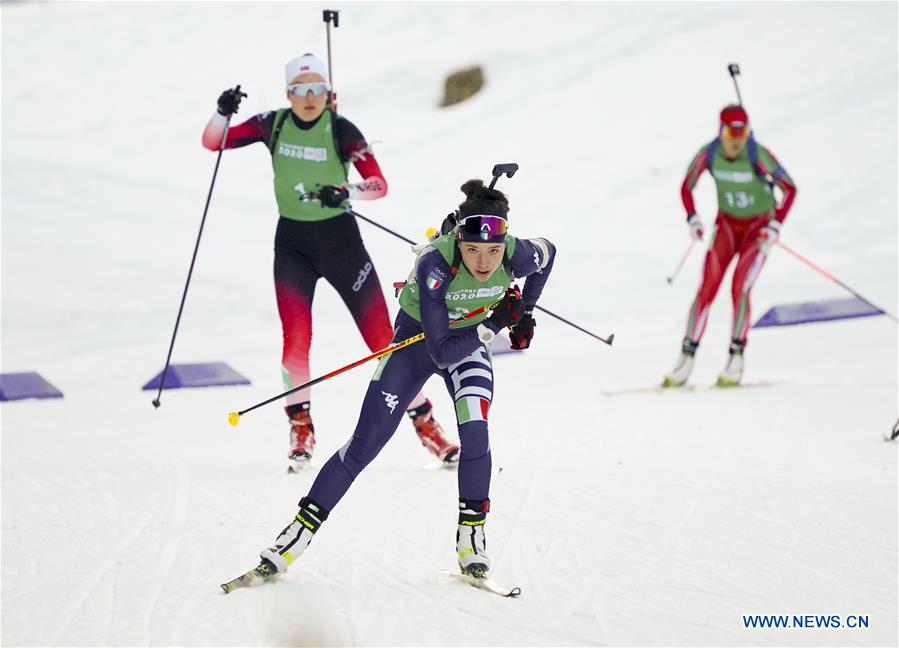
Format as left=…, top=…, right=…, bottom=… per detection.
left=724, top=191, right=755, bottom=209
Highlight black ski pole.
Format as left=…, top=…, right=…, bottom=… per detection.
left=348, top=209, right=614, bottom=346
left=527, top=305, right=613, bottom=346
left=888, top=418, right=899, bottom=442
left=317, top=163, right=614, bottom=346
left=341, top=164, right=516, bottom=244
left=347, top=212, right=614, bottom=345
left=482, top=162, right=612, bottom=345
left=350, top=209, right=415, bottom=245
left=152, top=89, right=242, bottom=408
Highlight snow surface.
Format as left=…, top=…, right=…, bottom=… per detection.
left=2, top=2, right=897, bottom=646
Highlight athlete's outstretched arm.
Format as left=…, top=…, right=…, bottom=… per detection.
left=201, top=111, right=274, bottom=151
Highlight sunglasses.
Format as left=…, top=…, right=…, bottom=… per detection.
left=722, top=123, right=749, bottom=139
left=287, top=82, right=330, bottom=97
left=459, top=215, right=508, bottom=240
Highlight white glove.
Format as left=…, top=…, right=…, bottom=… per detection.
left=687, top=213, right=704, bottom=241
left=759, top=220, right=781, bottom=254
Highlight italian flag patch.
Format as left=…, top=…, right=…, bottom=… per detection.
left=455, top=396, right=490, bottom=423
left=426, top=269, right=444, bottom=290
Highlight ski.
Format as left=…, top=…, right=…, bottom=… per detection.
left=221, top=561, right=279, bottom=594
left=440, top=569, right=521, bottom=597
left=601, top=381, right=773, bottom=397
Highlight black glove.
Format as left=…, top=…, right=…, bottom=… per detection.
left=319, top=185, right=350, bottom=208
left=488, top=286, right=524, bottom=330
left=509, top=309, right=535, bottom=350
left=217, top=85, right=247, bottom=116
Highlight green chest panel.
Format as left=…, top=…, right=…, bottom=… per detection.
left=709, top=146, right=775, bottom=217
left=270, top=109, right=349, bottom=222
left=399, top=235, right=516, bottom=327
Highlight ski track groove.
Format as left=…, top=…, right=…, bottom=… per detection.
left=364, top=559, right=521, bottom=640
left=4, top=524, right=87, bottom=606
left=567, top=579, right=608, bottom=646
left=232, top=485, right=281, bottom=648
left=48, top=504, right=156, bottom=647
left=146, top=460, right=192, bottom=645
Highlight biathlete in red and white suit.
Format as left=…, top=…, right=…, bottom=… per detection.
left=202, top=54, right=458, bottom=471
left=664, top=104, right=797, bottom=387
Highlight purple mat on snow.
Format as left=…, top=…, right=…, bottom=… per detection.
left=0, top=372, right=64, bottom=401
left=142, top=362, right=251, bottom=390
left=753, top=297, right=884, bottom=328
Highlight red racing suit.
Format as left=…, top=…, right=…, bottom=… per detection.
left=680, top=137, right=797, bottom=345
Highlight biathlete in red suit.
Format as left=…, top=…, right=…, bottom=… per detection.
left=664, top=104, right=797, bottom=387
left=202, top=54, right=459, bottom=471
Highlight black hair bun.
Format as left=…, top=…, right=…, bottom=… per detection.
left=459, top=179, right=508, bottom=206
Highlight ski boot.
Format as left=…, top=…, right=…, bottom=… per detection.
left=408, top=400, right=460, bottom=463
left=259, top=497, right=329, bottom=574
left=286, top=403, right=315, bottom=472
left=456, top=498, right=491, bottom=577
left=716, top=339, right=745, bottom=387
left=662, top=338, right=698, bottom=387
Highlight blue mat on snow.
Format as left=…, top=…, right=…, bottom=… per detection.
left=753, top=297, right=884, bottom=328
left=0, top=372, right=64, bottom=401
left=142, top=362, right=251, bottom=391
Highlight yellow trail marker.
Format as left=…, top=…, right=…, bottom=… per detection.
left=228, top=411, right=241, bottom=426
